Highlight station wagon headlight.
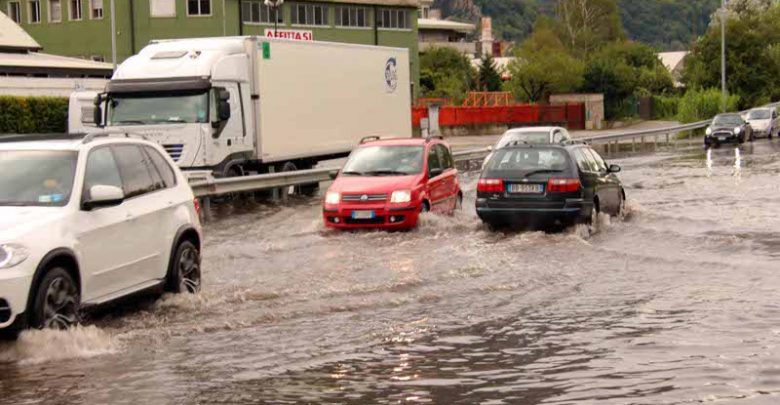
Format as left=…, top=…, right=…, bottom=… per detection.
left=390, top=190, right=412, bottom=204
left=705, top=127, right=712, bottom=135
left=734, top=127, right=742, bottom=134
left=0, top=244, right=29, bottom=269
left=325, top=191, right=341, bottom=205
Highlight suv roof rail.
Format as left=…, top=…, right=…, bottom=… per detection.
left=0, top=133, right=86, bottom=143
left=359, top=136, right=382, bottom=144
left=81, top=131, right=149, bottom=144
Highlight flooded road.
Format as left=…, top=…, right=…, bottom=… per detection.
left=3, top=141, right=780, bottom=404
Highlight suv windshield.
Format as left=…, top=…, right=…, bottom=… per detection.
left=748, top=110, right=771, bottom=120
left=486, top=147, right=570, bottom=174
left=109, top=91, right=208, bottom=125
left=713, top=114, right=744, bottom=126
left=342, top=145, right=424, bottom=176
left=497, top=132, right=551, bottom=147
left=0, top=150, right=78, bottom=206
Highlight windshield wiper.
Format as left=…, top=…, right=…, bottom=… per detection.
left=113, top=120, right=147, bottom=125
left=365, top=170, right=409, bottom=176
left=524, top=169, right=564, bottom=177
left=0, top=201, right=30, bottom=206
left=341, top=171, right=365, bottom=176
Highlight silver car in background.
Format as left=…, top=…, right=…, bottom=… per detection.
left=482, top=126, right=573, bottom=168
left=745, top=107, right=779, bottom=139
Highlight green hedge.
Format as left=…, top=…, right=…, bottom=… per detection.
left=652, top=95, right=680, bottom=120
left=0, top=96, right=69, bottom=134
left=677, top=88, right=740, bottom=123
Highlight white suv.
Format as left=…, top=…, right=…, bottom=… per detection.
left=0, top=133, right=202, bottom=334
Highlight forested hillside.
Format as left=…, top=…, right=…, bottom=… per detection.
left=432, top=0, right=721, bottom=50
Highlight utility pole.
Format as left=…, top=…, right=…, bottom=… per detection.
left=721, top=0, right=727, bottom=112
left=110, top=0, right=117, bottom=70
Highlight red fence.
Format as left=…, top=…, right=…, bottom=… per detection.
left=412, top=104, right=585, bottom=130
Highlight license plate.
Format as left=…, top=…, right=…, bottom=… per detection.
left=718, top=136, right=726, bottom=141
left=508, top=184, right=543, bottom=194
left=351, top=210, right=375, bottom=219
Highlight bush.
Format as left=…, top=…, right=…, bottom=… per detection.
left=677, top=88, right=740, bottom=123
left=0, top=96, right=69, bottom=134
left=652, top=95, right=680, bottom=120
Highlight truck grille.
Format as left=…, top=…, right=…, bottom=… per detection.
left=163, top=144, right=184, bottom=161
left=342, top=194, right=388, bottom=202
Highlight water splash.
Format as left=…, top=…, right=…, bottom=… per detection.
left=0, top=326, right=119, bottom=365
left=733, top=147, right=742, bottom=179
left=706, top=148, right=713, bottom=177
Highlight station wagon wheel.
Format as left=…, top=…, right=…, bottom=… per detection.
left=617, top=192, right=626, bottom=220
left=30, top=268, right=80, bottom=330
left=168, top=240, right=201, bottom=294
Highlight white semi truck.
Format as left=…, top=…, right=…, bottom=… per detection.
left=89, top=36, right=412, bottom=177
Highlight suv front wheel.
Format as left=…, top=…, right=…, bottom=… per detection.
left=166, top=240, right=201, bottom=294
left=29, top=268, right=80, bottom=330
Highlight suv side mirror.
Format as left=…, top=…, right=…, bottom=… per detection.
left=607, top=164, right=621, bottom=173
left=83, top=185, right=124, bottom=210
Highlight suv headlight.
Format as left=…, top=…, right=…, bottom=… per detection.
left=705, top=127, right=712, bottom=135
left=390, top=190, right=412, bottom=204
left=734, top=127, right=742, bottom=134
left=0, top=244, right=29, bottom=269
left=324, top=191, right=340, bottom=205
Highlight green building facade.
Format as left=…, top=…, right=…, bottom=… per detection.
left=2, top=0, right=419, bottom=97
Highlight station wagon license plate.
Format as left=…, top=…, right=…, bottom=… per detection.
left=508, top=184, right=544, bottom=194
left=352, top=210, right=375, bottom=219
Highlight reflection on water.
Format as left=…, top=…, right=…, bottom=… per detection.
left=2, top=143, right=780, bottom=404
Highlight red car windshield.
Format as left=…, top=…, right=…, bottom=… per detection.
left=342, top=145, right=424, bottom=176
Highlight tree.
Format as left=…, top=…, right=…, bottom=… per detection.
left=506, top=24, right=584, bottom=102
left=420, top=47, right=477, bottom=103
left=555, top=0, right=625, bottom=58
left=478, top=53, right=503, bottom=91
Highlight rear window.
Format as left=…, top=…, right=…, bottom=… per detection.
left=485, top=147, right=571, bottom=173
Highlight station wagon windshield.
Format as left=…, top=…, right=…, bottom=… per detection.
left=109, top=91, right=209, bottom=125
left=342, top=145, right=424, bottom=176
left=486, top=148, right=570, bottom=174
left=748, top=110, right=770, bottom=120
left=0, top=150, right=77, bottom=207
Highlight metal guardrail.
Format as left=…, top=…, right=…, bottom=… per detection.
left=192, top=102, right=780, bottom=199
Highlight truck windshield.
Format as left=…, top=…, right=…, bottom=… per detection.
left=342, top=145, right=424, bottom=176
left=0, top=150, right=78, bottom=207
left=108, top=91, right=209, bottom=125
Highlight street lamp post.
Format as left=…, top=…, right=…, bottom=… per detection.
left=264, top=0, right=284, bottom=35
left=720, top=0, right=727, bottom=112
left=110, top=0, right=117, bottom=70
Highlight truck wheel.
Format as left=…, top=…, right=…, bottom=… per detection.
left=29, top=268, right=80, bottom=330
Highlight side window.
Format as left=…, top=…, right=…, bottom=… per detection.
left=552, top=131, right=563, bottom=143
left=584, top=148, right=607, bottom=172
left=573, top=149, right=594, bottom=172
left=83, top=147, right=123, bottom=200
left=112, top=145, right=159, bottom=198
left=145, top=146, right=177, bottom=188
left=427, top=146, right=441, bottom=176
left=435, top=144, right=454, bottom=170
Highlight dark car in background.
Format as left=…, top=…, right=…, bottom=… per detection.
left=476, top=144, right=625, bottom=230
left=705, top=113, right=752, bottom=147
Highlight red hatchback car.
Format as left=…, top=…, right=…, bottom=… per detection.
left=323, top=137, right=462, bottom=229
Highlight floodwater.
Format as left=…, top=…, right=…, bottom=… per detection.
left=2, top=141, right=780, bottom=404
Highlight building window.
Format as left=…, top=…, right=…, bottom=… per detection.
left=335, top=6, right=368, bottom=28
left=48, top=0, right=61, bottom=21
left=69, top=0, right=81, bottom=20
left=377, top=8, right=409, bottom=29
left=241, top=1, right=282, bottom=24
left=29, top=0, right=41, bottom=23
left=290, top=2, right=327, bottom=26
left=187, top=0, right=210, bottom=16
left=150, top=0, right=175, bottom=17
left=7, top=2, right=21, bottom=23
left=90, top=0, right=102, bottom=18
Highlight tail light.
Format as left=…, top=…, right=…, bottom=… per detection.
left=193, top=197, right=202, bottom=216
left=547, top=178, right=581, bottom=193
left=477, top=178, right=505, bottom=193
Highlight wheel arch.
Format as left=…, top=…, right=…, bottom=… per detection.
left=26, top=248, right=81, bottom=312
left=167, top=225, right=201, bottom=275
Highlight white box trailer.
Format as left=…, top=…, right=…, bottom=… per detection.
left=91, top=36, right=412, bottom=177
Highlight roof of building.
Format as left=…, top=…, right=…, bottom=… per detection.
left=0, top=51, right=114, bottom=72
left=418, top=18, right=475, bottom=33
left=658, top=51, right=689, bottom=72
left=0, top=11, right=41, bottom=51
